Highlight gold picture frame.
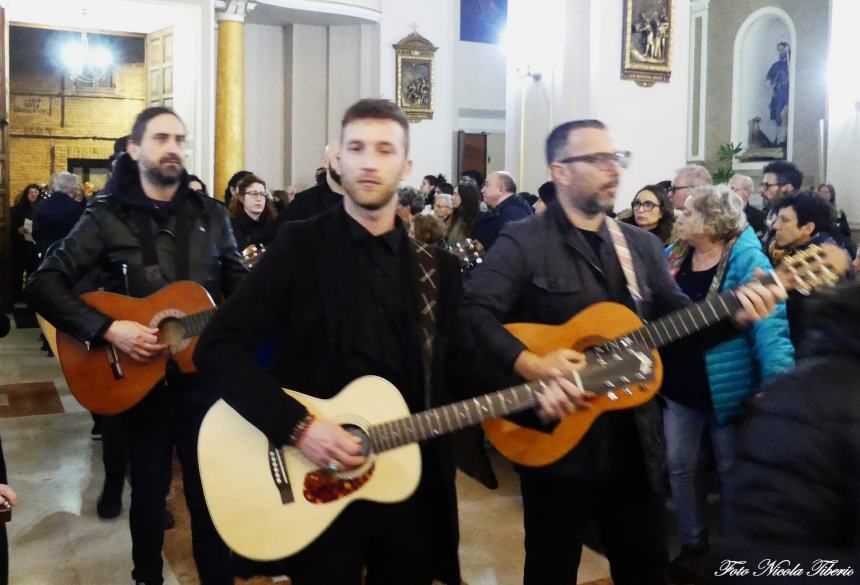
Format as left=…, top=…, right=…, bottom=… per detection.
left=393, top=32, right=438, bottom=123
left=621, top=0, right=674, bottom=86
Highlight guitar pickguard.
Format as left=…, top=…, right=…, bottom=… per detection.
left=303, top=465, right=375, bottom=504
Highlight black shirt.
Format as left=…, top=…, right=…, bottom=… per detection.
left=661, top=252, right=718, bottom=411
left=342, top=214, right=424, bottom=411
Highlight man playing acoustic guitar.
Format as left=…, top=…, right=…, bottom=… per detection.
left=461, top=120, right=787, bottom=585
left=193, top=99, right=591, bottom=584
left=27, top=107, right=247, bottom=585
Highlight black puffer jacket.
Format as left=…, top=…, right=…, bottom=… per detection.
left=26, top=154, right=248, bottom=343
left=721, top=283, right=860, bottom=579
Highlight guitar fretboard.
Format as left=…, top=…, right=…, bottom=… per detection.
left=596, top=269, right=781, bottom=352
left=179, top=309, right=217, bottom=338
left=368, top=367, right=615, bottom=454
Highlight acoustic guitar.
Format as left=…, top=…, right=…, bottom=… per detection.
left=483, top=243, right=851, bottom=467
left=41, top=246, right=263, bottom=413
left=197, top=344, right=655, bottom=560
left=53, top=281, right=216, bottom=414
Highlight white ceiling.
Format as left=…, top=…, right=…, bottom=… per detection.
left=6, top=0, right=186, bottom=34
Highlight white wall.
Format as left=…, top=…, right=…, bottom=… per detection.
left=245, top=23, right=286, bottom=188
left=286, top=24, right=329, bottom=188
left=327, top=25, right=363, bottom=142
left=454, top=40, right=507, bottom=133
left=826, top=0, right=860, bottom=228
left=506, top=0, right=691, bottom=205
left=377, top=0, right=457, bottom=183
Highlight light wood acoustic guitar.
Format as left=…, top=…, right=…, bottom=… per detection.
left=197, top=344, right=655, bottom=560
left=39, top=244, right=265, bottom=414
left=482, top=243, right=851, bottom=467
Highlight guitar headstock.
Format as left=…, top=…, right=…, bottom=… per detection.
left=450, top=238, right=485, bottom=272
left=242, top=244, right=266, bottom=270
left=772, top=243, right=850, bottom=296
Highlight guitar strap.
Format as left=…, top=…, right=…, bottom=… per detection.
left=605, top=217, right=643, bottom=315
left=410, top=238, right=440, bottom=410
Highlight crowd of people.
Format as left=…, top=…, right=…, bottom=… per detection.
left=3, top=100, right=858, bottom=585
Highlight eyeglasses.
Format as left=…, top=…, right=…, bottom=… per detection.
left=556, top=150, right=631, bottom=169
left=243, top=191, right=268, bottom=199
left=667, top=185, right=694, bottom=195
left=760, top=182, right=785, bottom=190
left=632, top=200, right=661, bottom=212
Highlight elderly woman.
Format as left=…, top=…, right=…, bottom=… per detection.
left=661, top=185, right=795, bottom=582
left=620, top=184, right=675, bottom=244
left=433, top=192, right=454, bottom=226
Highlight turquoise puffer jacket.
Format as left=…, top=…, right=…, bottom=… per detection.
left=668, top=226, right=795, bottom=424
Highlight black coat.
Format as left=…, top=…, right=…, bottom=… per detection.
left=744, top=203, right=768, bottom=240
left=230, top=211, right=278, bottom=250
left=194, top=205, right=478, bottom=584
left=462, top=201, right=691, bottom=490
left=721, top=285, right=860, bottom=579
left=279, top=180, right=342, bottom=222
left=32, top=192, right=84, bottom=258
left=471, top=193, right=534, bottom=251
left=26, top=154, right=248, bottom=343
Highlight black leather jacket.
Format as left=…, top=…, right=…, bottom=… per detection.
left=26, top=155, right=248, bottom=344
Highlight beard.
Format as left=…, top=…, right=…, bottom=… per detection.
left=140, top=157, right=183, bottom=186
left=328, top=165, right=342, bottom=186
left=573, top=192, right=614, bottom=217
left=350, top=191, right=396, bottom=211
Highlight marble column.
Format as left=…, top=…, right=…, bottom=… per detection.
left=214, top=0, right=256, bottom=201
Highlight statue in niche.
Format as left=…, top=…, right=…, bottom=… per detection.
left=766, top=41, right=790, bottom=147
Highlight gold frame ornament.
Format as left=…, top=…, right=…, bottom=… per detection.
left=393, top=32, right=438, bottom=123
left=621, top=0, right=674, bottom=86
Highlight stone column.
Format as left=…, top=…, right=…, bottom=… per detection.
left=214, top=0, right=256, bottom=201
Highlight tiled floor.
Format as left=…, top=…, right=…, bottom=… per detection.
left=1, top=318, right=613, bottom=584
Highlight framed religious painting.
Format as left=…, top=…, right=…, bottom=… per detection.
left=393, top=32, right=438, bottom=123
left=621, top=0, right=674, bottom=85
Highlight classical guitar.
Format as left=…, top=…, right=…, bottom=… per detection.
left=482, top=243, right=851, bottom=467
left=54, top=281, right=216, bottom=414
left=448, top=238, right=484, bottom=272
left=197, top=345, right=655, bottom=560
left=41, top=247, right=262, bottom=413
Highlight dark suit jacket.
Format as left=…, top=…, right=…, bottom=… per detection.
left=194, top=205, right=474, bottom=583
left=744, top=203, right=768, bottom=240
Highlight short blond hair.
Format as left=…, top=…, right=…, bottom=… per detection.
left=688, top=184, right=748, bottom=242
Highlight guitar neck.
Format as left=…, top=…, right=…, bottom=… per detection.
left=368, top=367, right=611, bottom=454
left=605, top=270, right=780, bottom=351
left=178, top=308, right=217, bottom=339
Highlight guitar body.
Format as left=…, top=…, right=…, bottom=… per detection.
left=482, top=302, right=663, bottom=467
left=198, top=376, right=421, bottom=561
left=55, top=281, right=215, bottom=414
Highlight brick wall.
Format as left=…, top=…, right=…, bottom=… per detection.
left=9, top=27, right=146, bottom=198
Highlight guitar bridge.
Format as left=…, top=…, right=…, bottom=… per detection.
left=268, top=443, right=294, bottom=504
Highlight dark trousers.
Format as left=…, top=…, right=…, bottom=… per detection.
left=100, top=414, right=129, bottom=498
left=123, top=381, right=231, bottom=585
left=519, top=467, right=668, bottom=585
left=283, top=485, right=435, bottom=585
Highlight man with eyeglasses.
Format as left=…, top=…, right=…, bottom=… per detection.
left=462, top=119, right=787, bottom=585
left=760, top=160, right=803, bottom=246
left=668, top=164, right=712, bottom=216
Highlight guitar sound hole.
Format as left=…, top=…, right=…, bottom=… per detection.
left=342, top=424, right=372, bottom=458
left=158, top=318, right=186, bottom=347
left=303, top=465, right=375, bottom=504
